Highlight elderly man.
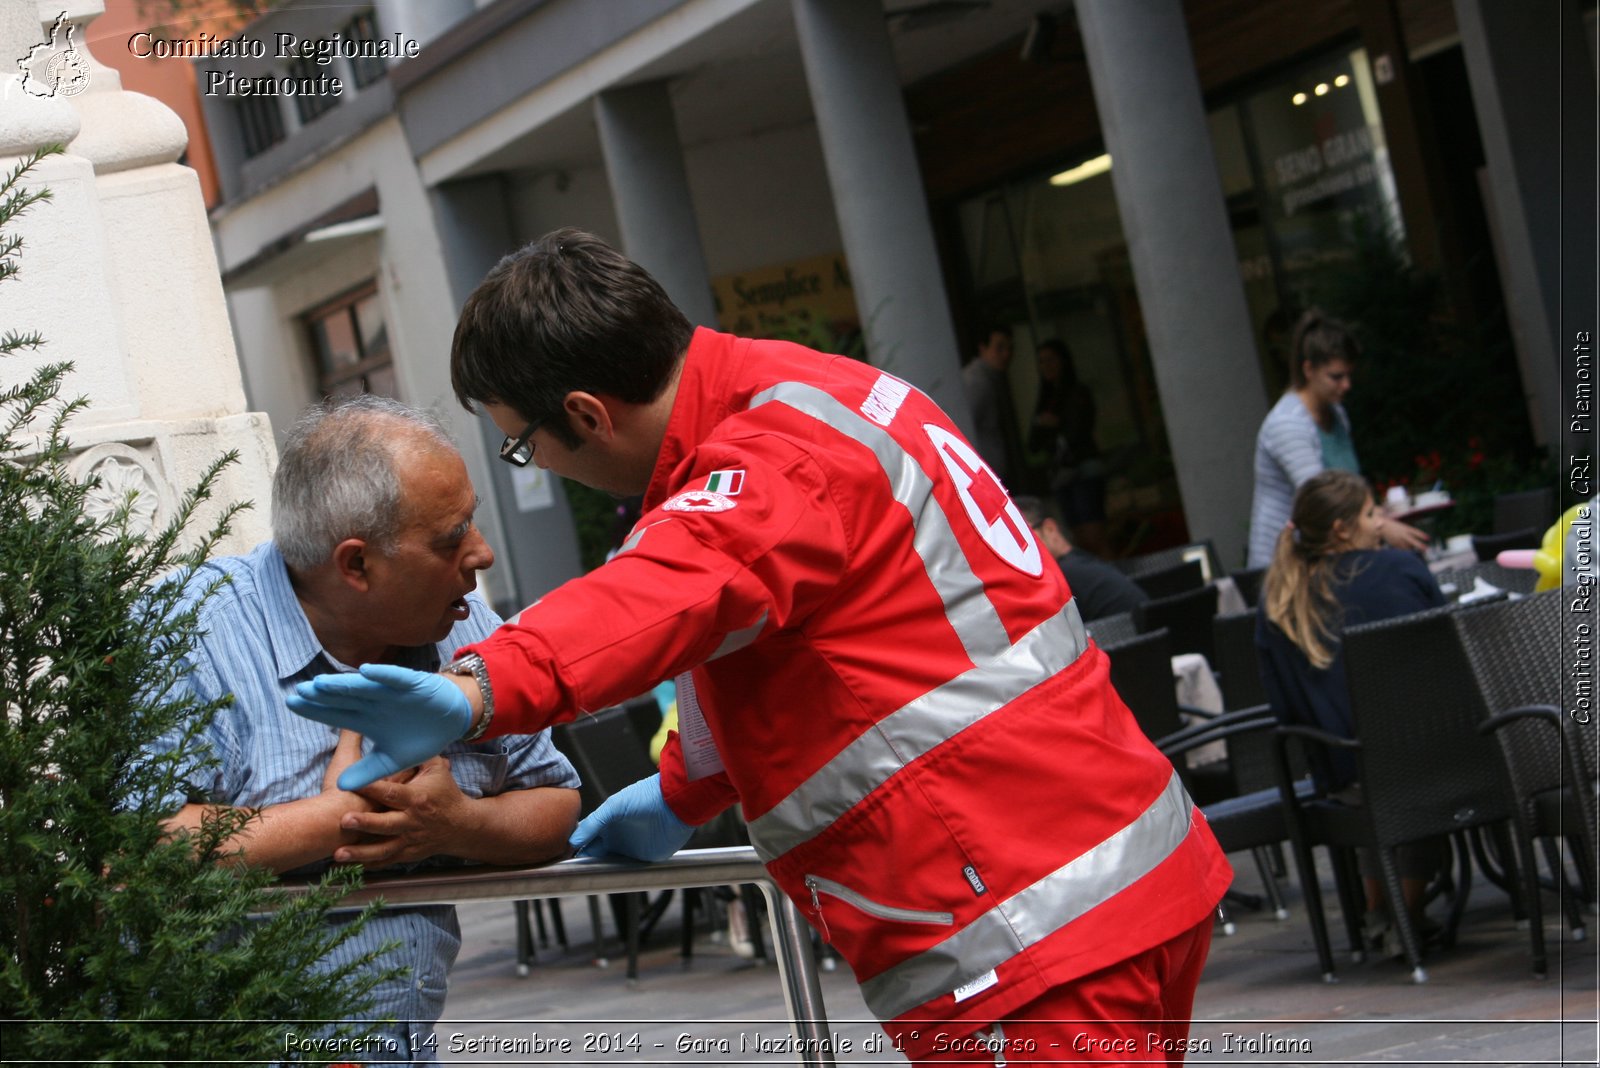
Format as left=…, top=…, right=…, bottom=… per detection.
left=149, top=395, right=579, bottom=1064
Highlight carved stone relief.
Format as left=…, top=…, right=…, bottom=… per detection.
left=68, top=443, right=170, bottom=536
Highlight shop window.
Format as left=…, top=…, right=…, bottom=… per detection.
left=948, top=44, right=1406, bottom=553
left=1238, top=48, right=1405, bottom=300
left=304, top=284, right=396, bottom=400
left=346, top=11, right=389, bottom=88
left=233, top=94, right=285, bottom=159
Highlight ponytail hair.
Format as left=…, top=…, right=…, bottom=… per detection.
left=1262, top=469, right=1372, bottom=669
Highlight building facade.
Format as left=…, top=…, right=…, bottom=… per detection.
left=160, top=0, right=1592, bottom=610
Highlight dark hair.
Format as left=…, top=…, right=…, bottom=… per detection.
left=450, top=228, right=694, bottom=447
left=977, top=323, right=1012, bottom=347
left=1035, top=337, right=1078, bottom=387
left=1288, top=307, right=1359, bottom=390
left=1012, top=494, right=1055, bottom=531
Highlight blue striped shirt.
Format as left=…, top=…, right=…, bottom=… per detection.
left=147, top=542, right=578, bottom=1063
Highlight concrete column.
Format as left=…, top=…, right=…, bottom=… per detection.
left=593, top=80, right=717, bottom=327
left=429, top=175, right=585, bottom=609
left=790, top=0, right=970, bottom=434
left=1076, top=0, right=1267, bottom=567
left=1454, top=0, right=1594, bottom=449
left=373, top=0, right=475, bottom=55
left=4, top=0, right=275, bottom=554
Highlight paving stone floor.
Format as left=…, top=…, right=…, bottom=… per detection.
left=434, top=853, right=1598, bottom=1066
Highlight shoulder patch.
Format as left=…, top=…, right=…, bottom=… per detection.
left=702, top=469, right=745, bottom=495
left=663, top=490, right=737, bottom=513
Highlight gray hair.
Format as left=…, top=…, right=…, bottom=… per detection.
left=272, top=395, right=457, bottom=570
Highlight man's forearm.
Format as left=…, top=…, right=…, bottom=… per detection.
left=165, top=793, right=373, bottom=874
left=438, top=787, right=580, bottom=866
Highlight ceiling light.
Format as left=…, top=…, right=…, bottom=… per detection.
left=1314, top=82, right=1330, bottom=96
left=1292, top=91, right=1308, bottom=106
left=1048, top=154, right=1112, bottom=187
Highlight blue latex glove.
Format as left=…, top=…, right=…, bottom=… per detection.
left=285, top=663, right=472, bottom=790
left=569, top=774, right=695, bottom=862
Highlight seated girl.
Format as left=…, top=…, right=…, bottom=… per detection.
left=1255, top=469, right=1447, bottom=952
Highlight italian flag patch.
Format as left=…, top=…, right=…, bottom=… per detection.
left=703, top=469, right=744, bottom=495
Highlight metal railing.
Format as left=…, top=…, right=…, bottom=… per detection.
left=283, top=847, right=838, bottom=1067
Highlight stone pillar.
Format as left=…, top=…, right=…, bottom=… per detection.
left=1076, top=0, right=1267, bottom=567
left=4, top=0, right=275, bottom=553
left=790, top=0, right=970, bottom=434
left=429, top=175, right=585, bottom=606
left=373, top=0, right=474, bottom=55
left=594, top=80, right=718, bottom=327
left=1454, top=0, right=1594, bottom=448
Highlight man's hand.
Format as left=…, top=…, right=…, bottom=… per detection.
left=287, top=664, right=471, bottom=790
left=332, top=757, right=468, bottom=866
left=569, top=774, right=695, bottom=863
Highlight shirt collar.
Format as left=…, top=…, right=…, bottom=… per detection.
left=251, top=542, right=443, bottom=680
left=643, top=327, right=749, bottom=513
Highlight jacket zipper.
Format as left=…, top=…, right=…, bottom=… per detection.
left=804, top=874, right=955, bottom=944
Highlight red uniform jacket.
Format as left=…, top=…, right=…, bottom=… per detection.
left=463, top=328, right=1231, bottom=1054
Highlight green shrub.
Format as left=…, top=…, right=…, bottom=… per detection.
left=0, top=146, right=390, bottom=1063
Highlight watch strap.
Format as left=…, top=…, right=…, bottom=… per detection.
left=445, top=653, right=495, bottom=742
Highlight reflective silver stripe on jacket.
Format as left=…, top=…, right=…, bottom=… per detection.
left=857, top=769, right=1195, bottom=1022
left=747, top=382, right=1012, bottom=663
left=745, top=599, right=1089, bottom=861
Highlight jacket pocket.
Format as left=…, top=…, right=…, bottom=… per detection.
left=804, top=873, right=954, bottom=943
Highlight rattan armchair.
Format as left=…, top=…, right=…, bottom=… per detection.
left=1133, top=583, right=1221, bottom=664
left=1102, top=629, right=1230, bottom=806
left=1271, top=606, right=1542, bottom=981
left=1455, top=590, right=1596, bottom=954
left=1086, top=610, right=1138, bottom=648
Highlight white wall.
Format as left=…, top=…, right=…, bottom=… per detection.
left=501, top=118, right=844, bottom=284
left=687, top=119, right=843, bottom=277
left=505, top=165, right=621, bottom=247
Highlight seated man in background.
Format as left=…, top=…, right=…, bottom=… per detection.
left=148, top=395, right=580, bottom=1063
left=1016, top=494, right=1148, bottom=621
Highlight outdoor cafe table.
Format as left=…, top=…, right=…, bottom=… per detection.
left=278, top=846, right=838, bottom=1067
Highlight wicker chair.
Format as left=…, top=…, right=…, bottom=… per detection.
left=1454, top=590, right=1596, bottom=952
left=1159, top=710, right=1309, bottom=930
left=1086, top=610, right=1138, bottom=648
left=1230, top=567, right=1267, bottom=609
left=1102, top=629, right=1230, bottom=806
left=1493, top=487, right=1556, bottom=535
left=1114, top=539, right=1225, bottom=583
left=1213, top=610, right=1268, bottom=713
left=1271, top=606, right=1540, bottom=982
left=1132, top=558, right=1206, bottom=599
left=1133, top=583, right=1221, bottom=664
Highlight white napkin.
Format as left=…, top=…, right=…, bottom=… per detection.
left=1457, top=577, right=1504, bottom=605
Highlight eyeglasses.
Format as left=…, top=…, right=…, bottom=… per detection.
left=498, top=418, right=545, bottom=467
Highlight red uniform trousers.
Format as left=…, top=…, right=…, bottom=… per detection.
left=912, top=916, right=1213, bottom=1066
